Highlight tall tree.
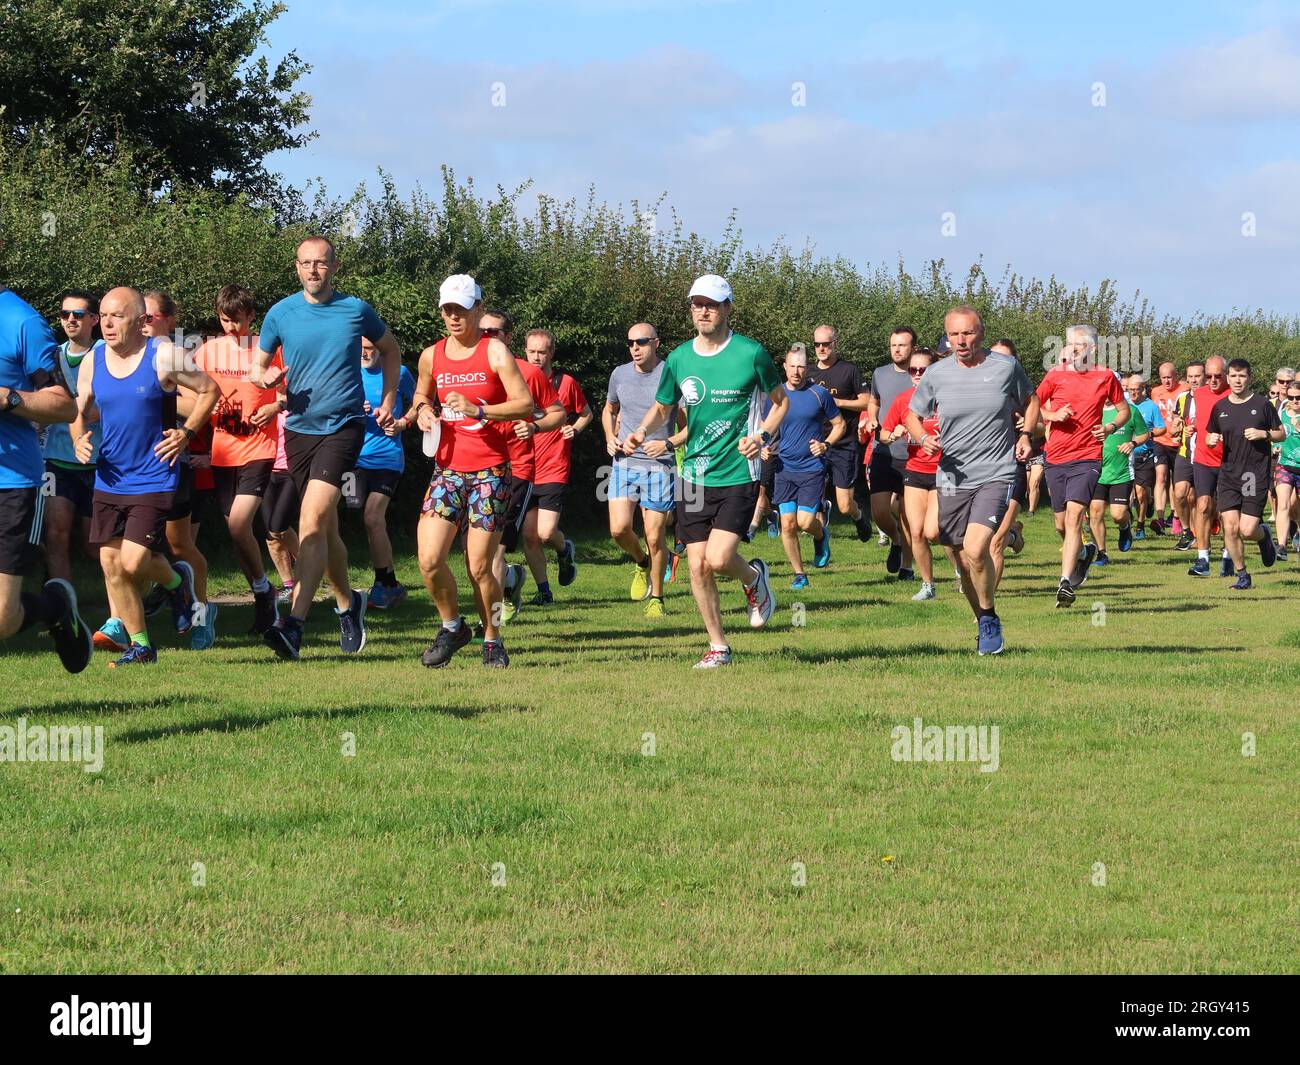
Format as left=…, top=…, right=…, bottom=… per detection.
left=0, top=0, right=313, bottom=201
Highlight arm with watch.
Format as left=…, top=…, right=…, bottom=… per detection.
left=0, top=374, right=77, bottom=425
left=738, top=386, right=789, bottom=459
left=154, top=356, right=220, bottom=467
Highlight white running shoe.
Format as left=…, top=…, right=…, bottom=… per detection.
left=744, top=557, right=775, bottom=628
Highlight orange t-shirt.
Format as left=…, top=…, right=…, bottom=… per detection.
left=194, top=334, right=283, bottom=467
left=1148, top=383, right=1188, bottom=449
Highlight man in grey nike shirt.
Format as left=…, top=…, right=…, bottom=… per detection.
left=906, top=305, right=1038, bottom=655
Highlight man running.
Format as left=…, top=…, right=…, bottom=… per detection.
left=1178, top=356, right=1231, bottom=577
left=1169, top=360, right=1205, bottom=548
left=622, top=274, right=786, bottom=667
left=70, top=287, right=219, bottom=666
left=604, top=322, right=684, bottom=615
left=1036, top=325, right=1127, bottom=606
left=1087, top=388, right=1150, bottom=565
left=521, top=328, right=592, bottom=604
left=1148, top=361, right=1187, bottom=533
left=881, top=346, right=940, bottom=600
left=0, top=282, right=93, bottom=674
left=807, top=324, right=873, bottom=542
left=763, top=344, right=844, bottom=587
left=253, top=236, right=402, bottom=660
left=42, top=290, right=100, bottom=585
left=346, top=335, right=416, bottom=610
left=193, top=284, right=284, bottom=634
left=1124, top=374, right=1164, bottom=539
left=414, top=275, right=532, bottom=669
left=863, top=327, right=917, bottom=575
left=1208, top=359, right=1281, bottom=589
left=905, top=307, right=1037, bottom=654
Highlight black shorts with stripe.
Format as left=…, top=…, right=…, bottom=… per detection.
left=0, top=487, right=44, bottom=576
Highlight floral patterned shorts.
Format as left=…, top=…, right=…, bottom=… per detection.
left=421, top=463, right=511, bottom=532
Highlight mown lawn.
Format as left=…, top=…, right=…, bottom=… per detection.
left=2, top=510, right=1296, bottom=973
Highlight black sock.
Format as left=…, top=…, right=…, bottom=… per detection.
left=18, top=588, right=62, bottom=632
left=375, top=566, right=396, bottom=586
left=636, top=557, right=649, bottom=569
left=977, top=606, right=997, bottom=620
left=285, top=615, right=304, bottom=632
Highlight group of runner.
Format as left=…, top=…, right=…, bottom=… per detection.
left=2, top=249, right=1296, bottom=673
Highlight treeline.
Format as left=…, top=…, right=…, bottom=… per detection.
left=4, top=139, right=1299, bottom=525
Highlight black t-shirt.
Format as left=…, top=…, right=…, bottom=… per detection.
left=807, top=358, right=865, bottom=450
left=1212, top=393, right=1281, bottom=483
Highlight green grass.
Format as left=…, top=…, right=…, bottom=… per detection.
left=2, top=512, right=1297, bottom=973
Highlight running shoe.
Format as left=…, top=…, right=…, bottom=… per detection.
left=251, top=588, right=279, bottom=634
left=421, top=622, right=472, bottom=668
left=1219, top=554, right=1233, bottom=578
left=1291, top=532, right=1300, bottom=554
left=912, top=582, right=936, bottom=601
left=482, top=640, right=509, bottom=669
left=1093, top=551, right=1110, bottom=567
left=1071, top=544, right=1098, bottom=587
left=1118, top=524, right=1133, bottom=552
left=169, top=561, right=196, bottom=634
left=820, top=499, right=833, bottom=535
left=1132, top=525, right=1146, bottom=541
left=629, top=562, right=650, bottom=601
left=886, top=542, right=903, bottom=573
left=744, top=557, right=775, bottom=628
left=94, top=617, right=130, bottom=652
left=1175, top=531, right=1195, bottom=551
left=529, top=588, right=554, bottom=607
left=1007, top=521, right=1025, bottom=555
left=878, top=529, right=891, bottom=547
left=1149, top=517, right=1165, bottom=535
left=368, top=582, right=407, bottom=610
left=1187, top=558, right=1210, bottom=577
left=1230, top=571, right=1252, bottom=591
left=693, top=646, right=732, bottom=669
left=557, top=538, right=578, bottom=586
left=190, top=602, right=218, bottom=651
left=264, top=619, right=302, bottom=661
left=1260, top=524, right=1277, bottom=567
left=1055, top=579, right=1076, bottom=608
left=277, top=583, right=295, bottom=605
left=108, top=642, right=157, bottom=668
left=336, top=589, right=367, bottom=654
left=643, top=596, right=665, bottom=618
left=896, top=567, right=914, bottom=582
left=977, top=614, right=1004, bottom=656
left=855, top=515, right=874, bottom=542
left=44, top=578, right=92, bottom=674
left=142, top=582, right=168, bottom=618
left=813, top=523, right=832, bottom=568
left=766, top=512, right=780, bottom=538
left=791, top=573, right=809, bottom=590
left=1276, top=545, right=1290, bottom=563
left=506, top=564, right=526, bottom=616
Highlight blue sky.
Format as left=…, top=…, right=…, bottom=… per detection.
left=263, top=0, right=1300, bottom=321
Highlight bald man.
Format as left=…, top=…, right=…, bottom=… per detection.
left=71, top=287, right=219, bottom=665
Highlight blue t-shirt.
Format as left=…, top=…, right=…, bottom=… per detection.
left=763, top=382, right=840, bottom=474
left=357, top=363, right=416, bottom=471
left=0, top=289, right=61, bottom=489
left=258, top=292, right=388, bottom=436
left=1134, top=398, right=1165, bottom=456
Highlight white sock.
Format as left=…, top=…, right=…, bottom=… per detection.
left=1198, top=549, right=1209, bottom=560
left=710, top=643, right=729, bottom=653
left=443, top=617, right=463, bottom=632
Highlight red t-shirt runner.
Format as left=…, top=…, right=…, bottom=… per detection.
left=1035, top=367, right=1124, bottom=463
left=882, top=388, right=940, bottom=475
left=1190, top=383, right=1231, bottom=467
left=505, top=359, right=560, bottom=483
left=531, top=369, right=586, bottom=486
left=432, top=337, right=510, bottom=473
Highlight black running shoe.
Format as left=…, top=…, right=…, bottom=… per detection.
left=482, top=640, right=509, bottom=668
left=855, top=515, right=873, bottom=542
left=1260, top=524, right=1277, bottom=568
left=1055, top=579, right=1076, bottom=608
left=44, top=578, right=92, bottom=674
left=142, top=581, right=169, bottom=618
left=169, top=562, right=196, bottom=634
left=886, top=542, right=903, bottom=573
left=263, top=619, right=302, bottom=661
left=250, top=589, right=279, bottom=634
left=529, top=588, right=554, bottom=607
left=1219, top=554, right=1234, bottom=578
left=1175, top=531, right=1195, bottom=551
left=896, top=567, right=914, bottom=582
left=557, top=538, right=577, bottom=586
left=336, top=589, right=367, bottom=654
left=1071, top=544, right=1097, bottom=587
left=421, top=622, right=473, bottom=668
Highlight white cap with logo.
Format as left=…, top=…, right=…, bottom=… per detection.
left=688, top=274, right=733, bottom=303
left=438, top=274, right=482, bottom=309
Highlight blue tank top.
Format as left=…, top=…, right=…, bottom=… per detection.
left=93, top=339, right=179, bottom=495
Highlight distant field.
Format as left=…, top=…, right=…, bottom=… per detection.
left=1, top=512, right=1296, bottom=973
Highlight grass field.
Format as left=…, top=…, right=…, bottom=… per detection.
left=2, top=511, right=1297, bottom=973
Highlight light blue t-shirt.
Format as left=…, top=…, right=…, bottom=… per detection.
left=1133, top=397, right=1164, bottom=456
left=762, top=382, right=840, bottom=475
left=0, top=289, right=61, bottom=489
left=258, top=292, right=388, bottom=436
left=357, top=363, right=416, bottom=471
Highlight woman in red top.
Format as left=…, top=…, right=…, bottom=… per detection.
left=881, top=348, right=940, bottom=600
left=412, top=275, right=532, bottom=670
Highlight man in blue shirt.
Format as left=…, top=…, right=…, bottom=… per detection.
left=761, top=345, right=845, bottom=586
left=348, top=336, right=416, bottom=609
left=252, top=235, right=403, bottom=661
left=1125, top=373, right=1166, bottom=539
left=0, top=284, right=94, bottom=673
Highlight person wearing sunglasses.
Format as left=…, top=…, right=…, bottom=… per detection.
left=0, top=281, right=93, bottom=675
left=1274, top=385, right=1300, bottom=560
left=1203, top=358, right=1282, bottom=589
left=1183, top=356, right=1232, bottom=577
left=1274, top=367, right=1296, bottom=411
left=603, top=323, right=685, bottom=615
left=42, top=290, right=101, bottom=587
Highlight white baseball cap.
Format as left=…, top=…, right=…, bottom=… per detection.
left=688, top=274, right=733, bottom=303
left=438, top=274, right=482, bottom=309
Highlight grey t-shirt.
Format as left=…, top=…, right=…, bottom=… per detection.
left=909, top=351, right=1032, bottom=489
left=608, top=360, right=676, bottom=467
left=870, top=362, right=915, bottom=462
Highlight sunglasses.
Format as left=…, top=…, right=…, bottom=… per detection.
left=60, top=309, right=89, bottom=320
left=627, top=338, right=654, bottom=348
left=907, top=366, right=927, bottom=375
left=1289, top=394, right=1300, bottom=401
left=814, top=341, right=834, bottom=348
left=1206, top=373, right=1224, bottom=379
left=481, top=327, right=502, bottom=337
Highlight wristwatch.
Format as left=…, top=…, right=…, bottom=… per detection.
left=181, top=426, right=196, bottom=439
left=3, top=389, right=22, bottom=412
left=758, top=430, right=773, bottom=445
